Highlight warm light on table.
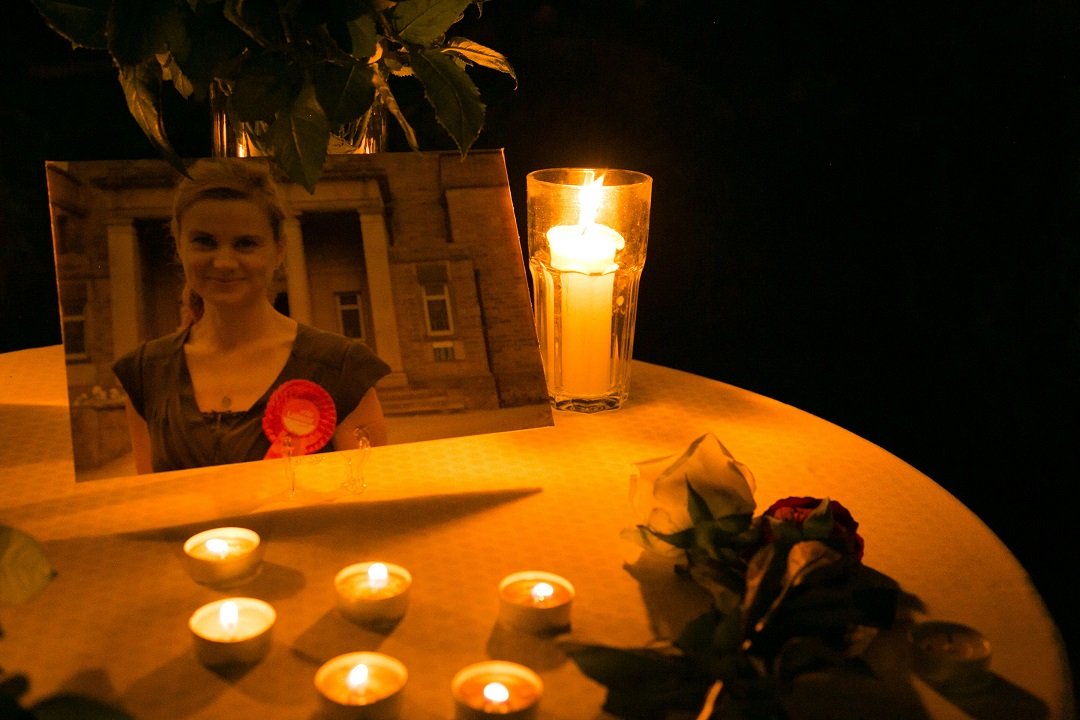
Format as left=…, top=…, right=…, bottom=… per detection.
left=451, top=660, right=542, bottom=719
left=497, top=570, right=574, bottom=634
left=188, top=597, right=275, bottom=668
left=315, top=651, right=407, bottom=719
left=335, top=561, right=412, bottom=627
left=183, top=526, right=263, bottom=587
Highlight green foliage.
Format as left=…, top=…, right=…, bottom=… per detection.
left=566, top=644, right=711, bottom=720
left=569, top=491, right=902, bottom=720
left=408, top=45, right=483, bottom=155
left=30, top=0, right=515, bottom=192
left=28, top=0, right=108, bottom=49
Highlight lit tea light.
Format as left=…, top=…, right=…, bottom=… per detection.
left=910, top=621, right=992, bottom=690
left=483, top=682, right=511, bottom=709
left=497, top=571, right=574, bottom=634
left=183, top=527, right=263, bottom=587
left=189, top=597, right=274, bottom=668
left=451, top=661, right=542, bottom=719
left=315, top=651, right=407, bottom=719
left=335, top=562, right=412, bottom=627
left=530, top=582, right=554, bottom=603
left=348, top=663, right=370, bottom=698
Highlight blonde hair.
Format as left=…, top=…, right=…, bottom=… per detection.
left=173, top=159, right=289, bottom=328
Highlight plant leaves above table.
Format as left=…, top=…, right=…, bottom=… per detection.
left=30, top=0, right=516, bottom=192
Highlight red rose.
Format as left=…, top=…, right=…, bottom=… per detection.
left=761, top=496, right=865, bottom=562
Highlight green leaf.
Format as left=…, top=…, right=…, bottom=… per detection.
left=801, top=498, right=835, bottom=540
left=391, top=0, right=471, bottom=45
left=743, top=541, right=848, bottom=658
left=676, top=610, right=722, bottom=657
left=29, top=0, right=109, bottom=49
left=325, top=0, right=372, bottom=22
left=32, top=694, right=134, bottom=720
left=117, top=61, right=187, bottom=176
left=444, top=36, right=516, bottom=86
left=374, top=69, right=419, bottom=150
left=313, top=62, right=375, bottom=125
left=741, top=543, right=789, bottom=632
left=157, top=51, right=195, bottom=99
left=267, top=81, right=329, bottom=193
left=645, top=525, right=696, bottom=550
left=107, top=0, right=184, bottom=67
left=345, top=13, right=379, bottom=58
left=693, top=518, right=751, bottom=562
left=173, top=4, right=253, bottom=99
left=224, top=0, right=287, bottom=47
left=685, top=551, right=746, bottom=614
left=408, top=45, right=483, bottom=154
left=565, top=644, right=708, bottom=720
left=232, top=52, right=302, bottom=122
left=767, top=520, right=803, bottom=546
left=0, top=526, right=55, bottom=606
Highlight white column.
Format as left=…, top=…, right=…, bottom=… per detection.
left=106, top=220, right=143, bottom=358
left=282, top=217, right=312, bottom=325
left=358, top=211, right=404, bottom=375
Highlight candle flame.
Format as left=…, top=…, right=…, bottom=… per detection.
left=205, top=538, right=230, bottom=559
left=577, top=171, right=606, bottom=227
left=219, top=601, right=239, bottom=636
left=531, top=582, right=555, bottom=604
left=367, top=562, right=389, bottom=590
left=483, top=681, right=511, bottom=705
left=347, top=663, right=369, bottom=692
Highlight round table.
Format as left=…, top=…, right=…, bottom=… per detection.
left=0, top=345, right=1073, bottom=719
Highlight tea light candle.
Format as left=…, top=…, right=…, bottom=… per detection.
left=315, top=651, right=407, bottom=720
left=910, top=621, right=992, bottom=690
left=189, top=597, right=275, bottom=668
left=497, top=571, right=574, bottom=634
left=183, top=527, right=263, bottom=587
left=451, top=661, right=543, bottom=719
left=335, top=562, right=412, bottom=627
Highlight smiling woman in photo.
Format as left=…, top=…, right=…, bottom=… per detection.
left=112, top=159, right=391, bottom=474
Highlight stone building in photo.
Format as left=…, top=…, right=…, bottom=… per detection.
left=47, top=151, right=551, bottom=477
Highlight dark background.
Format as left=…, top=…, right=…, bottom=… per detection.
left=3, top=0, right=1078, bottom=695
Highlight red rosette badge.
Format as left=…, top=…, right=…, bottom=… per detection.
left=263, top=380, right=337, bottom=458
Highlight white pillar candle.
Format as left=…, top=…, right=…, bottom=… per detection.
left=334, top=562, right=412, bottom=627
left=315, top=651, right=407, bottom=720
left=544, top=177, right=625, bottom=397
left=451, top=660, right=542, bottom=719
left=183, top=527, right=263, bottom=587
left=497, top=571, right=574, bottom=634
left=189, top=597, right=275, bottom=668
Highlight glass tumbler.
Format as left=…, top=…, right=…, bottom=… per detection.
left=527, top=168, right=652, bottom=412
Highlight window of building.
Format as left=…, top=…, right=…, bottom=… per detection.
left=335, top=291, right=366, bottom=341
left=416, top=263, right=453, bottom=336
left=59, top=280, right=89, bottom=361
left=432, top=342, right=456, bottom=362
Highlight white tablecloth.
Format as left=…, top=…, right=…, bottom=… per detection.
left=1, top=345, right=1073, bottom=719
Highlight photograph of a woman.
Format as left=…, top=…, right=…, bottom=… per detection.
left=112, top=159, right=391, bottom=474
